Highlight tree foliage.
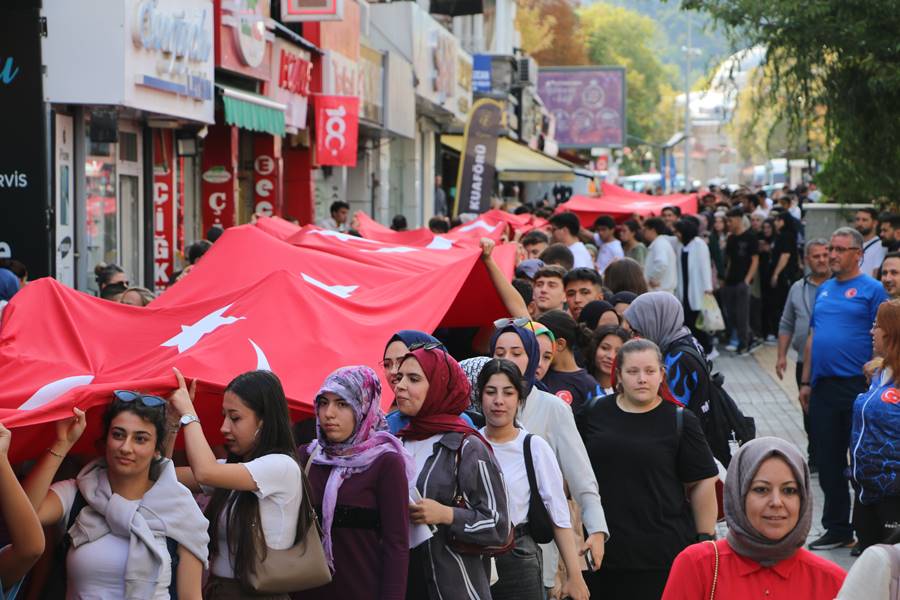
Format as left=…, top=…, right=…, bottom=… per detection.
left=525, top=0, right=588, bottom=67
left=579, top=3, right=678, bottom=145
left=682, top=0, right=900, bottom=203
left=515, top=0, right=556, bottom=57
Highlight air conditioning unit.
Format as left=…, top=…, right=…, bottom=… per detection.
left=515, top=57, right=538, bottom=88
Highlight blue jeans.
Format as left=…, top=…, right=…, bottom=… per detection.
left=810, top=375, right=867, bottom=538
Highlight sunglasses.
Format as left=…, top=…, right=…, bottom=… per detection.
left=494, top=317, right=532, bottom=329
left=113, top=390, right=166, bottom=408
left=408, top=341, right=443, bottom=352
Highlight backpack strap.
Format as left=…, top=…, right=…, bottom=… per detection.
left=676, top=406, right=684, bottom=454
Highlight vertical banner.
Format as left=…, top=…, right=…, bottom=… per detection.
left=314, top=95, right=360, bottom=167
left=153, top=130, right=176, bottom=292
left=253, top=136, right=280, bottom=217
left=454, top=98, right=503, bottom=216
left=201, top=124, right=237, bottom=231
left=54, top=114, right=75, bottom=287
left=0, top=3, right=50, bottom=277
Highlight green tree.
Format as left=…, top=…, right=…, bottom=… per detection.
left=579, top=3, right=678, bottom=146
left=682, top=0, right=900, bottom=203
left=526, top=0, right=588, bottom=66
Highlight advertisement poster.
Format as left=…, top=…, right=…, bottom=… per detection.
left=454, top=98, right=503, bottom=216
left=314, top=95, right=360, bottom=167
left=200, top=125, right=237, bottom=231
left=153, top=130, right=176, bottom=292
left=537, top=67, right=626, bottom=149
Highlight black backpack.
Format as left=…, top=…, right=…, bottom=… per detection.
left=669, top=341, right=756, bottom=467
left=523, top=434, right=555, bottom=544
left=39, top=490, right=180, bottom=599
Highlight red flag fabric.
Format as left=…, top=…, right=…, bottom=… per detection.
left=556, top=181, right=698, bottom=227
left=0, top=225, right=517, bottom=462
left=254, top=215, right=302, bottom=240
left=314, top=95, right=360, bottom=167
left=351, top=211, right=505, bottom=249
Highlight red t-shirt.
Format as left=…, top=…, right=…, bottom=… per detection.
left=662, top=539, right=846, bottom=600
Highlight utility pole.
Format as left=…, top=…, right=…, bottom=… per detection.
left=683, top=15, right=692, bottom=190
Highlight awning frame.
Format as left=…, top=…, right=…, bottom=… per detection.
left=217, top=84, right=287, bottom=137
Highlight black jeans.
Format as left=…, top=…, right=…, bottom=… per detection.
left=491, top=528, right=544, bottom=600
left=722, top=282, right=751, bottom=347
left=810, top=375, right=867, bottom=538
left=853, top=495, right=900, bottom=550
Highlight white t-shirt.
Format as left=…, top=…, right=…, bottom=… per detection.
left=209, top=453, right=303, bottom=578
left=568, top=241, right=594, bottom=270
left=478, top=428, right=571, bottom=529
left=404, top=434, right=443, bottom=485
left=51, top=479, right=173, bottom=600
left=862, top=236, right=887, bottom=278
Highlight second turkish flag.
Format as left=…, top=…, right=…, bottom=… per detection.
left=314, top=94, right=360, bottom=167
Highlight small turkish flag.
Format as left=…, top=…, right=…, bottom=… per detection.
left=314, top=95, right=360, bottom=167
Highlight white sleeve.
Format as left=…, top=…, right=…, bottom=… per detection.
left=530, top=436, right=571, bottom=528
left=49, top=479, right=78, bottom=524
left=198, top=458, right=227, bottom=496
left=243, top=454, right=302, bottom=504
left=837, top=545, right=892, bottom=599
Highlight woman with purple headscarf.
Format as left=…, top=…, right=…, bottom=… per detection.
left=299, top=366, right=414, bottom=600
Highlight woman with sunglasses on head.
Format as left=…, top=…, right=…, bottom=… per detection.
left=477, top=359, right=589, bottom=600
left=537, top=310, right=600, bottom=412
left=490, top=321, right=609, bottom=595
left=300, top=366, right=413, bottom=600
left=23, top=392, right=209, bottom=599
left=167, top=369, right=302, bottom=599
left=576, top=338, right=718, bottom=599
left=393, top=346, right=511, bottom=600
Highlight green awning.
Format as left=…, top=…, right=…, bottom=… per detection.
left=218, top=85, right=286, bottom=137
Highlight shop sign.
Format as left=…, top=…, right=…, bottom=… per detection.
left=314, top=95, right=360, bottom=167
left=253, top=138, right=278, bottom=217
left=269, top=39, right=311, bottom=131
left=219, top=0, right=273, bottom=80
left=432, top=34, right=456, bottom=100
left=281, top=0, right=344, bottom=22
left=472, top=54, right=491, bottom=93
left=153, top=130, right=176, bottom=292
left=0, top=6, right=51, bottom=278
left=201, top=125, right=237, bottom=230
left=454, top=98, right=503, bottom=216
left=358, top=45, right=383, bottom=124
left=537, top=66, right=626, bottom=149
left=411, top=9, right=465, bottom=120
left=457, top=52, right=472, bottom=116
left=131, top=0, right=213, bottom=102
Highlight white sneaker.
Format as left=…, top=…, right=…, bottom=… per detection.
left=707, top=348, right=720, bottom=361
left=764, top=334, right=777, bottom=345
left=725, top=343, right=738, bottom=352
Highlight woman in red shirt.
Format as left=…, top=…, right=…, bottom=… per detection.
left=662, top=437, right=846, bottom=599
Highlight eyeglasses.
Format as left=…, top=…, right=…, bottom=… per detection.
left=827, top=245, right=860, bottom=254
left=113, top=390, right=166, bottom=407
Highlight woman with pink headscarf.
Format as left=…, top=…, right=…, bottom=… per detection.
left=300, top=366, right=414, bottom=600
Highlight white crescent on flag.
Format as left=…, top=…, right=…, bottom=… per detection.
left=249, top=339, right=271, bottom=371
left=18, top=375, right=95, bottom=411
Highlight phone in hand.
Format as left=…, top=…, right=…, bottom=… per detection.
left=584, top=548, right=595, bottom=571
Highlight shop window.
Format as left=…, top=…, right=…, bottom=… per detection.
left=119, top=132, right=138, bottom=162
left=85, top=132, right=118, bottom=296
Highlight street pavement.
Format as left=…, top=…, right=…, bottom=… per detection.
left=713, top=344, right=857, bottom=571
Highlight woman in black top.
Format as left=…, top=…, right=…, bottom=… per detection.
left=576, top=338, right=719, bottom=600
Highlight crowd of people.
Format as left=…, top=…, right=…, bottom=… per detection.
left=1, top=183, right=900, bottom=599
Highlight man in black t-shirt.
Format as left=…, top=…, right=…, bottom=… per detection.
left=722, top=208, right=759, bottom=353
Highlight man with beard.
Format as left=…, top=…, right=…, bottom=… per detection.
left=881, top=252, right=900, bottom=299
left=879, top=213, right=900, bottom=252
left=857, top=208, right=886, bottom=277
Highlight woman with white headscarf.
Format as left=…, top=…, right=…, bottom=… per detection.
left=663, top=437, right=846, bottom=599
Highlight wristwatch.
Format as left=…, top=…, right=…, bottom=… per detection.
left=179, top=413, right=200, bottom=428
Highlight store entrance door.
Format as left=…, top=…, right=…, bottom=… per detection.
left=117, top=123, right=143, bottom=287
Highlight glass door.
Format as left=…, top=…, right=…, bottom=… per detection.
left=117, top=124, right=143, bottom=287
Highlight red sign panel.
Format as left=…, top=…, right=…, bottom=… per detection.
left=314, top=95, right=360, bottom=167
left=201, top=124, right=237, bottom=231
left=253, top=136, right=280, bottom=217
left=153, top=130, right=176, bottom=292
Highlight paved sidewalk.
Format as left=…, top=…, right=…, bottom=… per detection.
left=712, top=345, right=857, bottom=571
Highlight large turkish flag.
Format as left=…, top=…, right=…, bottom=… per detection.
left=0, top=225, right=516, bottom=461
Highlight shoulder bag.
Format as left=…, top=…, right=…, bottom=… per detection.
left=447, top=434, right=515, bottom=556
left=245, top=454, right=332, bottom=594
left=523, top=434, right=555, bottom=544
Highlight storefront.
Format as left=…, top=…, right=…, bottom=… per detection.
left=42, top=0, right=215, bottom=293
left=369, top=2, right=472, bottom=226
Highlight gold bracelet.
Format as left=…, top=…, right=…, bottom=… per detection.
left=47, top=447, right=65, bottom=459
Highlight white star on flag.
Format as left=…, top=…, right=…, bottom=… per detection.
left=459, top=220, right=498, bottom=233
left=426, top=236, right=454, bottom=250
left=309, top=229, right=379, bottom=244
left=301, top=273, right=358, bottom=298
left=161, top=304, right=245, bottom=353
